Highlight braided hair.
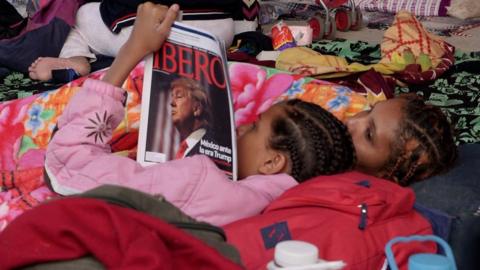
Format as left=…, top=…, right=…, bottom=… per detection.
left=381, top=94, right=457, bottom=186
left=268, top=99, right=356, bottom=182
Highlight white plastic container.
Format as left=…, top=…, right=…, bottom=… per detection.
left=266, top=240, right=346, bottom=270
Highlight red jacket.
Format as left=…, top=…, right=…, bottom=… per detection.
left=224, top=171, right=435, bottom=270
left=0, top=197, right=243, bottom=270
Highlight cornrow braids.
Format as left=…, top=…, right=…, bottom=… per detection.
left=381, top=94, right=457, bottom=186
left=268, top=99, right=356, bottom=182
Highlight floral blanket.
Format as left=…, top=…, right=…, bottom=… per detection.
left=0, top=61, right=368, bottom=230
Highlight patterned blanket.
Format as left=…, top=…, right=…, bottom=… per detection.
left=0, top=61, right=367, bottom=230
left=0, top=71, right=63, bottom=102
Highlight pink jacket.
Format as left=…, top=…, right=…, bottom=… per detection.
left=45, top=79, right=297, bottom=226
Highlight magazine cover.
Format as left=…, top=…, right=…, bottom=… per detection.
left=138, top=22, right=237, bottom=180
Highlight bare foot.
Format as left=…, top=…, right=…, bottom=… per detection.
left=28, top=56, right=91, bottom=81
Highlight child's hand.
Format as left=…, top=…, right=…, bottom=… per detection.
left=103, top=3, right=179, bottom=86
left=127, top=2, right=180, bottom=57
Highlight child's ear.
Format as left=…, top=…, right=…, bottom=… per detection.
left=258, top=151, right=289, bottom=175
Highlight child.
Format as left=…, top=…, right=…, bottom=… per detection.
left=44, top=3, right=356, bottom=227
left=345, top=94, right=457, bottom=186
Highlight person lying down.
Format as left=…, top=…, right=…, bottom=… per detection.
left=45, top=2, right=457, bottom=226
left=44, top=3, right=357, bottom=227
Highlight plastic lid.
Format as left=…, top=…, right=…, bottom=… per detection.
left=409, top=254, right=453, bottom=270
left=274, top=240, right=319, bottom=267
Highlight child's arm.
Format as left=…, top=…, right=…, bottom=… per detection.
left=45, top=3, right=182, bottom=195
left=44, top=77, right=296, bottom=225
left=102, top=3, right=179, bottom=86
left=44, top=2, right=297, bottom=226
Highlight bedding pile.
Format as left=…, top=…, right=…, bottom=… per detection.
left=0, top=61, right=368, bottom=230
left=0, top=1, right=479, bottom=267
left=1, top=6, right=478, bottom=229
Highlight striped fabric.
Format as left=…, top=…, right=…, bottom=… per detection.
left=239, top=0, right=260, bottom=20
left=354, top=0, right=451, bottom=16
left=265, top=0, right=348, bottom=8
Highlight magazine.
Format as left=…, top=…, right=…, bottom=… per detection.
left=137, top=22, right=237, bottom=180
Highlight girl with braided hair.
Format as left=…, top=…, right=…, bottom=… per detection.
left=237, top=99, right=355, bottom=182
left=346, top=93, right=457, bottom=186
left=45, top=3, right=356, bottom=227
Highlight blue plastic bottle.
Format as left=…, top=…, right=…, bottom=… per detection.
left=385, top=235, right=457, bottom=270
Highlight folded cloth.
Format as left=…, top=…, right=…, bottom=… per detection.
left=276, top=11, right=454, bottom=88
left=380, top=11, right=448, bottom=68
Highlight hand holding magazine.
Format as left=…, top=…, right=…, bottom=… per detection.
left=137, top=22, right=237, bottom=180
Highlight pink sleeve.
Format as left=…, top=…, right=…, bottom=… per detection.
left=186, top=173, right=298, bottom=226
left=44, top=79, right=205, bottom=208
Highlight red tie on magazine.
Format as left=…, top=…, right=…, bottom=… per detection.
left=175, top=140, right=188, bottom=159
